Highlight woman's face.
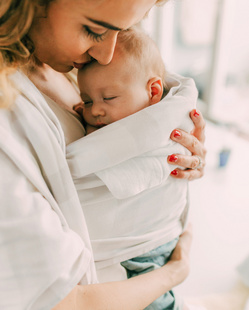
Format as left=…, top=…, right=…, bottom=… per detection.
left=29, top=0, right=157, bottom=72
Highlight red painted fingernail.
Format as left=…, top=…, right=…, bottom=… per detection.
left=168, top=155, right=178, bottom=162
left=194, top=109, right=200, bottom=117
left=171, top=170, right=178, bottom=176
left=173, top=130, right=181, bottom=138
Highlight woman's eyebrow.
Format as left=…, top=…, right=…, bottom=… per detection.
left=86, top=18, right=123, bottom=31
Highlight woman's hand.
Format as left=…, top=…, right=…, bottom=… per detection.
left=168, top=109, right=206, bottom=180
left=166, top=224, right=193, bottom=285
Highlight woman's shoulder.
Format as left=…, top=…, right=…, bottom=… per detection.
left=0, top=70, right=65, bottom=151
left=10, top=70, right=44, bottom=101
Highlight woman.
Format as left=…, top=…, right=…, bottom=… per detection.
left=0, top=0, right=206, bottom=309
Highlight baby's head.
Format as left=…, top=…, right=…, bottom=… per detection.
left=78, top=27, right=167, bottom=129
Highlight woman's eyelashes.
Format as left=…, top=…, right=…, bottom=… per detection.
left=83, top=25, right=107, bottom=42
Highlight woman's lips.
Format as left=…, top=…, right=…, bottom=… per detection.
left=73, top=59, right=93, bottom=69
left=73, top=62, right=85, bottom=69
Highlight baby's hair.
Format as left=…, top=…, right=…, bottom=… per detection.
left=116, top=27, right=168, bottom=94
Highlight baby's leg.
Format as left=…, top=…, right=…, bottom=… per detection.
left=121, top=238, right=181, bottom=309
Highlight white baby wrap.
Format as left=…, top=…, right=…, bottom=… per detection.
left=0, top=71, right=97, bottom=309
left=67, top=73, right=198, bottom=269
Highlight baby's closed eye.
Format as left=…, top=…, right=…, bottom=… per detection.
left=103, top=96, right=117, bottom=101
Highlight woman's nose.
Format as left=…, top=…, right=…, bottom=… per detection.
left=88, top=31, right=118, bottom=65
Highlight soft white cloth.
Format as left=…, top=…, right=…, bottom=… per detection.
left=67, top=73, right=198, bottom=269
left=0, top=71, right=97, bottom=310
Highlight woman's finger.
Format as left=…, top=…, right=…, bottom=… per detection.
left=168, top=153, right=205, bottom=170
left=169, top=168, right=204, bottom=181
left=189, top=109, right=206, bottom=143
left=169, top=223, right=193, bottom=279
left=169, top=109, right=207, bottom=181
left=178, top=223, right=193, bottom=251
left=170, top=130, right=207, bottom=158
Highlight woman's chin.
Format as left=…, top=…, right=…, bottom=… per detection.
left=49, top=63, right=74, bottom=73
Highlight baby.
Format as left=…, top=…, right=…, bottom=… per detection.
left=71, top=27, right=198, bottom=310
left=77, top=26, right=168, bottom=135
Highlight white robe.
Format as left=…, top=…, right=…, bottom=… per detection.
left=0, top=71, right=97, bottom=310
left=67, top=73, right=198, bottom=270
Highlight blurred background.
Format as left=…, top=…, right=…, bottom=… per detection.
left=141, top=0, right=249, bottom=309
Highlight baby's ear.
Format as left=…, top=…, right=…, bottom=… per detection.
left=147, top=77, right=163, bottom=105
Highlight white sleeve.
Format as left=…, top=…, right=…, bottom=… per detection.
left=0, top=150, right=91, bottom=310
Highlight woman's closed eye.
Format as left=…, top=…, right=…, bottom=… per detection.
left=83, top=25, right=107, bottom=42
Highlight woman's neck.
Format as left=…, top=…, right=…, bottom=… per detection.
left=23, top=58, right=59, bottom=82
left=22, top=60, right=82, bottom=112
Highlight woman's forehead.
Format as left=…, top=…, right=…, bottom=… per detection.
left=65, top=0, right=156, bottom=29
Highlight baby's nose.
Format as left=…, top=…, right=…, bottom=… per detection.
left=91, top=102, right=105, bottom=116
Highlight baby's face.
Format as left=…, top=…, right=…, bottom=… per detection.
left=78, top=54, right=150, bottom=128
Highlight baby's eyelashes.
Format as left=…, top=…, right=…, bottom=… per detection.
left=103, top=96, right=117, bottom=101
left=78, top=96, right=118, bottom=107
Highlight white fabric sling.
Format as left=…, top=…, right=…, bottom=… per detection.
left=67, top=73, right=198, bottom=269
left=0, top=71, right=97, bottom=310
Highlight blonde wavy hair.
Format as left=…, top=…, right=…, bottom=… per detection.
left=0, top=0, right=169, bottom=108
left=0, top=0, right=53, bottom=108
